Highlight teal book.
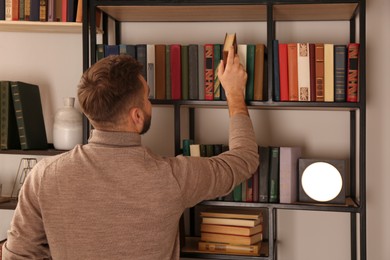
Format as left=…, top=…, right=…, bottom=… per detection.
left=0, top=81, right=20, bottom=150
left=11, top=81, right=48, bottom=150
left=246, top=44, right=256, bottom=101
left=182, top=139, right=193, bottom=156
left=233, top=183, right=242, bottom=202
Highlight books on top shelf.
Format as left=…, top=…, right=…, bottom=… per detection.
left=94, top=35, right=267, bottom=102
left=273, top=41, right=360, bottom=102
left=0, top=81, right=47, bottom=150
left=199, top=208, right=263, bottom=256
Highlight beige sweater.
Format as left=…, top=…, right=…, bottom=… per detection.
left=3, top=114, right=259, bottom=260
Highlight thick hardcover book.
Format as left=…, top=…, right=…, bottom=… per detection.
left=181, top=45, right=189, bottom=100
left=202, top=217, right=262, bottom=228
left=213, top=44, right=221, bottom=100
left=189, top=144, right=200, bottom=157
left=198, top=241, right=261, bottom=256
left=279, top=147, right=302, bottom=204
left=136, top=44, right=147, bottom=80
left=347, top=43, right=360, bottom=102
left=19, top=0, right=25, bottom=20
left=201, top=231, right=263, bottom=246
left=315, top=43, right=325, bottom=101
left=287, top=43, right=298, bottom=101
left=201, top=208, right=263, bottom=220
left=222, top=33, right=237, bottom=67
left=24, top=0, right=30, bottom=20
left=254, top=43, right=266, bottom=101
left=188, top=44, right=199, bottom=100
left=246, top=44, right=255, bottom=101
left=201, top=223, right=262, bottom=236
left=104, top=45, right=119, bottom=57
left=39, top=0, right=47, bottom=21
left=165, top=45, right=171, bottom=99
left=170, top=44, right=182, bottom=100
left=66, top=0, right=77, bottom=22
left=278, top=43, right=289, bottom=101
left=204, top=44, right=214, bottom=100
left=309, top=43, right=316, bottom=101
left=61, top=0, right=67, bottom=21
left=268, top=146, right=280, bottom=203
left=11, top=81, right=48, bottom=150
left=272, top=40, right=280, bottom=101
left=5, top=0, right=11, bottom=20
left=258, top=146, right=270, bottom=202
left=155, top=44, right=166, bottom=100
left=297, top=43, right=310, bottom=101
left=198, top=44, right=204, bottom=100
left=0, top=0, right=5, bottom=20
left=324, top=43, right=334, bottom=102
left=11, top=0, right=18, bottom=20
left=334, top=45, right=347, bottom=102
left=147, top=44, right=155, bottom=99
left=30, top=0, right=39, bottom=21
left=0, top=81, right=20, bottom=150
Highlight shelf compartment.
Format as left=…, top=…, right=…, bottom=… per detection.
left=181, top=237, right=269, bottom=260
left=0, top=198, right=17, bottom=210
left=97, top=4, right=267, bottom=22
left=0, top=21, right=82, bottom=33
left=200, top=197, right=360, bottom=213
left=273, top=3, right=359, bottom=21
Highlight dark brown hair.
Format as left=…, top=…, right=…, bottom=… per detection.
left=78, top=55, right=143, bottom=128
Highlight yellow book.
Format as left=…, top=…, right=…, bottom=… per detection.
left=324, top=43, right=334, bottom=102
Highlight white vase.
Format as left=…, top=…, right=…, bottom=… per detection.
left=53, top=97, right=83, bottom=150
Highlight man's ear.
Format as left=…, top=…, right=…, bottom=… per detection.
left=129, top=107, right=144, bottom=133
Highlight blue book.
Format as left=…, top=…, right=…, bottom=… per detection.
left=273, top=39, right=280, bottom=101
left=30, top=0, right=40, bottom=21
left=104, top=45, right=119, bottom=57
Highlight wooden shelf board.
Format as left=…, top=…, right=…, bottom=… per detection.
left=273, top=3, right=359, bottom=21
left=0, top=21, right=83, bottom=33
left=98, top=5, right=267, bottom=22
left=0, top=148, right=67, bottom=156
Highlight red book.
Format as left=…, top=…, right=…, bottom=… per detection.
left=170, top=44, right=182, bottom=100
left=12, top=0, right=19, bottom=20
left=61, top=0, right=67, bottom=22
left=204, top=44, right=214, bottom=100
left=287, top=43, right=298, bottom=101
left=279, top=43, right=289, bottom=101
left=347, top=43, right=360, bottom=102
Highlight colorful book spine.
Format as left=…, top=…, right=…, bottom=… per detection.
left=213, top=44, right=221, bottom=100
left=155, top=44, right=166, bottom=100
left=254, top=44, right=266, bottom=101
left=347, top=43, right=360, bottom=102
left=246, top=44, right=256, bottom=101
left=334, top=45, right=347, bottom=102
left=268, top=146, right=280, bottom=203
left=297, top=43, right=310, bottom=101
left=170, top=44, right=181, bottom=100
left=278, top=43, right=289, bottom=101
left=315, top=43, right=325, bottom=101
left=287, top=43, right=298, bottom=101
left=324, top=43, right=334, bottom=102
left=204, top=44, right=214, bottom=100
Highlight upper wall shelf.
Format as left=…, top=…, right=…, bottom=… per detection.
left=95, top=2, right=358, bottom=22
left=0, top=21, right=82, bottom=33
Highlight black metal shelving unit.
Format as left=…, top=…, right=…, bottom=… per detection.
left=82, top=1, right=366, bottom=259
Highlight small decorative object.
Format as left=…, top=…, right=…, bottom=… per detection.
left=298, top=159, right=346, bottom=204
left=11, top=158, right=37, bottom=199
left=53, top=97, right=83, bottom=150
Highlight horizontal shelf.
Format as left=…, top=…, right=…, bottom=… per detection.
left=0, top=145, right=68, bottom=156
left=200, top=197, right=361, bottom=213
left=151, top=99, right=361, bottom=111
left=0, top=21, right=82, bottom=33
left=182, top=237, right=269, bottom=259
left=94, top=1, right=358, bottom=22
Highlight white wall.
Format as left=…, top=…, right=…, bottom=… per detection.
left=0, top=0, right=389, bottom=258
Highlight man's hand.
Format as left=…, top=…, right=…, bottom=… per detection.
left=218, top=46, right=249, bottom=117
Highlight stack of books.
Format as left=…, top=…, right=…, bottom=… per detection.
left=198, top=208, right=263, bottom=256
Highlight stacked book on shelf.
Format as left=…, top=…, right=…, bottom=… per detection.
left=96, top=40, right=267, bottom=102
left=198, top=208, right=264, bottom=256
left=273, top=41, right=360, bottom=103
left=0, top=81, right=47, bottom=150
left=0, top=0, right=88, bottom=22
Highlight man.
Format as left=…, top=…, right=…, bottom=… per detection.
left=3, top=46, right=259, bottom=259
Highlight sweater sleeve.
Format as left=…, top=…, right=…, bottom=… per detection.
left=170, top=113, right=259, bottom=208
left=2, top=161, right=51, bottom=260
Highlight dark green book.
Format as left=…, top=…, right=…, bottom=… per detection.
left=233, top=182, right=242, bottom=202
left=181, top=45, right=189, bottom=100
left=246, top=44, right=256, bottom=101
left=11, top=81, right=48, bottom=150
left=182, top=139, right=193, bottom=156
left=334, top=45, right=347, bottom=102
left=200, top=144, right=207, bottom=157
left=0, top=81, right=20, bottom=150
left=259, top=146, right=270, bottom=202
left=213, top=44, right=222, bottom=100
left=269, top=146, right=280, bottom=203
left=188, top=44, right=199, bottom=100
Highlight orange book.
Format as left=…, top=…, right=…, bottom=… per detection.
left=287, top=43, right=298, bottom=101
left=279, top=43, right=289, bottom=101
left=155, top=44, right=166, bottom=100
left=347, top=43, right=359, bottom=102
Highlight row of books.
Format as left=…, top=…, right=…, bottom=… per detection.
left=0, top=81, right=47, bottom=150
left=0, top=0, right=82, bottom=22
left=182, top=140, right=302, bottom=204
left=97, top=42, right=267, bottom=101
left=273, top=41, right=360, bottom=102
left=198, top=208, right=263, bottom=256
